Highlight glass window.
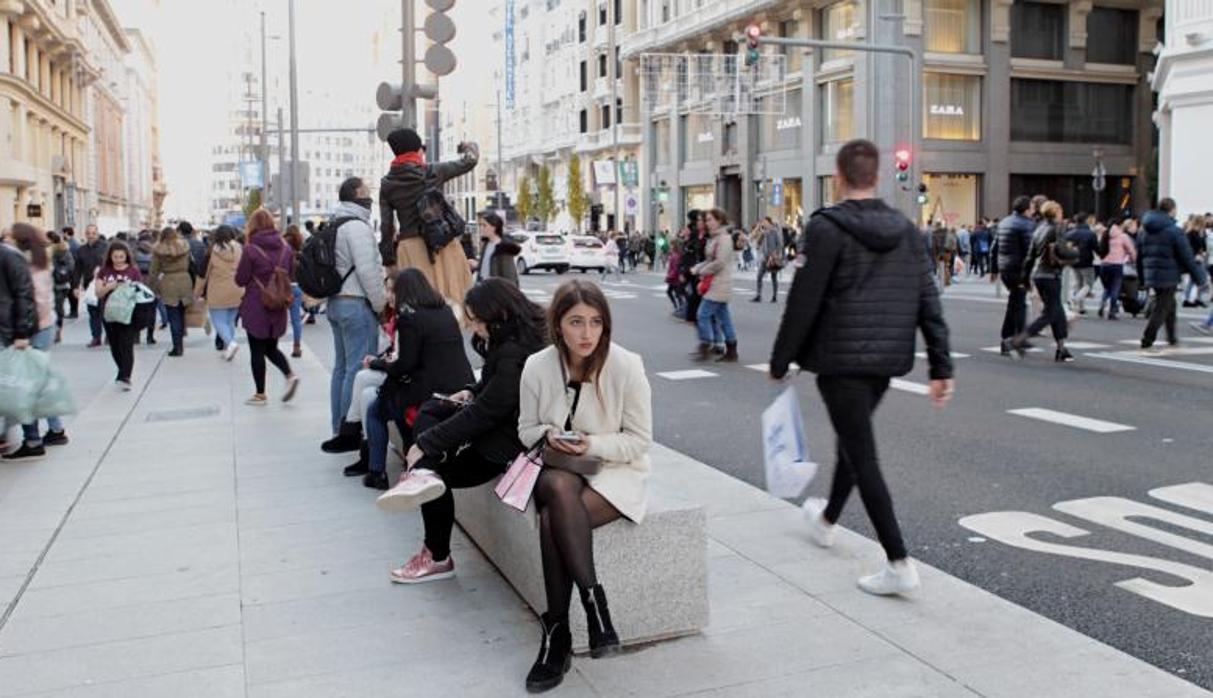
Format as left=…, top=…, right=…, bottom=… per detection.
left=684, top=112, right=714, bottom=162
left=758, top=89, right=803, bottom=152
left=924, top=74, right=981, bottom=140
left=821, top=78, right=855, bottom=144
left=821, top=2, right=861, bottom=62
left=924, top=0, right=981, bottom=54
left=579, top=109, right=588, bottom=134
left=578, top=12, right=586, bottom=42
left=1011, top=2, right=1065, bottom=60
left=1086, top=7, right=1137, bottom=64
left=1010, top=79, right=1132, bottom=143
left=601, top=103, right=611, bottom=128
left=779, top=20, right=803, bottom=73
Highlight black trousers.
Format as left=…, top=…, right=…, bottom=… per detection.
left=103, top=321, right=137, bottom=381
left=755, top=267, right=780, bottom=299
left=247, top=335, right=291, bottom=394
left=1142, top=287, right=1178, bottom=348
left=999, top=272, right=1027, bottom=340
left=1024, top=277, right=1067, bottom=342
left=817, top=374, right=907, bottom=561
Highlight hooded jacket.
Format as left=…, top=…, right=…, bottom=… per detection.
left=150, top=237, right=195, bottom=306
left=332, top=201, right=388, bottom=311
left=770, top=199, right=952, bottom=380
left=0, top=243, right=37, bottom=344
left=199, top=242, right=244, bottom=309
left=1139, top=210, right=1208, bottom=289
left=378, top=146, right=479, bottom=265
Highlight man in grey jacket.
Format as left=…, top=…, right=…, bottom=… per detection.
left=321, top=177, right=390, bottom=454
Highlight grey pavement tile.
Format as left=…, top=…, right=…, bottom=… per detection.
left=85, top=461, right=233, bottom=488
left=55, top=503, right=235, bottom=540
left=766, top=555, right=883, bottom=597
left=16, top=565, right=239, bottom=618
left=706, top=577, right=835, bottom=636
left=0, top=548, right=43, bottom=579
left=0, top=529, right=56, bottom=554
left=43, top=522, right=237, bottom=564
left=0, top=593, right=240, bottom=656
left=234, top=469, right=362, bottom=495
left=677, top=653, right=979, bottom=698
left=707, top=507, right=870, bottom=570
left=5, top=665, right=246, bottom=698
left=33, top=535, right=237, bottom=587
left=78, top=475, right=235, bottom=504
left=0, top=625, right=243, bottom=696
left=810, top=572, right=1010, bottom=633
left=71, top=488, right=235, bottom=519
left=0, top=574, right=26, bottom=610
left=575, top=615, right=900, bottom=697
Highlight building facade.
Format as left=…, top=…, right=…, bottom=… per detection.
left=623, top=0, right=1162, bottom=234
left=121, top=27, right=160, bottom=229
left=79, top=0, right=129, bottom=234
left=1153, top=0, right=1213, bottom=216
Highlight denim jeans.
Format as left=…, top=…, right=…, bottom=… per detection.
left=289, top=284, right=304, bottom=344
left=327, top=297, right=380, bottom=433
left=696, top=299, right=737, bottom=344
left=1098, top=265, right=1124, bottom=316
left=209, top=307, right=239, bottom=347
left=19, top=326, right=65, bottom=443
left=87, top=303, right=104, bottom=341
left=165, top=302, right=186, bottom=350
left=365, top=395, right=390, bottom=473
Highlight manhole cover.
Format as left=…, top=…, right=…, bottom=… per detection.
left=145, top=406, right=221, bottom=422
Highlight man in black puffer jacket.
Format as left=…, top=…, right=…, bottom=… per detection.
left=770, top=139, right=952, bottom=598
left=0, top=237, right=37, bottom=348
left=1139, top=198, right=1209, bottom=353
left=992, top=196, right=1037, bottom=347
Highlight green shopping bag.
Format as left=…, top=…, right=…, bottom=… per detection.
left=103, top=283, right=137, bottom=324
left=32, top=365, right=76, bottom=419
left=0, top=347, right=50, bottom=423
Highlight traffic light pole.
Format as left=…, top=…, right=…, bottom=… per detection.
left=401, top=0, right=417, bottom=128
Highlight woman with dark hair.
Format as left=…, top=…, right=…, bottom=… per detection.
left=475, top=211, right=521, bottom=285
left=343, top=269, right=473, bottom=490
left=692, top=208, right=739, bottom=362
left=235, top=208, right=300, bottom=405
left=375, top=278, right=547, bottom=583
left=515, top=279, right=652, bottom=692
left=95, top=240, right=142, bottom=389
left=149, top=225, right=194, bottom=356
left=197, top=224, right=243, bottom=360
left=47, top=231, right=74, bottom=344
left=1009, top=200, right=1075, bottom=362
left=283, top=224, right=306, bottom=357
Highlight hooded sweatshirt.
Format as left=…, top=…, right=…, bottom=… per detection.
left=770, top=198, right=952, bottom=380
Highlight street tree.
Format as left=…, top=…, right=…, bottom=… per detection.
left=536, top=165, right=555, bottom=225
left=566, top=155, right=589, bottom=232
left=243, top=188, right=263, bottom=218
left=517, top=176, right=533, bottom=224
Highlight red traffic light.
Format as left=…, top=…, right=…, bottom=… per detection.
left=894, top=149, right=911, bottom=171
left=745, top=23, right=761, bottom=47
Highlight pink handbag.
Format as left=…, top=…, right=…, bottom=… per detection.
left=494, top=441, right=544, bottom=512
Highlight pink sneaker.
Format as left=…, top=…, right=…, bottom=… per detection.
left=389, top=546, right=455, bottom=584
left=375, top=468, right=447, bottom=513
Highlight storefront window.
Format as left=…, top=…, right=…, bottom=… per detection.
left=683, top=112, right=714, bottom=163
left=768, top=178, right=804, bottom=228
left=1010, top=79, right=1132, bottom=144
left=684, top=185, right=714, bottom=213
left=758, top=90, right=802, bottom=152
left=819, top=176, right=837, bottom=207
left=821, top=79, right=854, bottom=144
left=924, top=0, right=981, bottom=54
left=821, top=1, right=861, bottom=63
left=919, top=173, right=980, bottom=227
left=924, top=74, right=981, bottom=140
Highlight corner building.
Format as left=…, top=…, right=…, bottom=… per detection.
left=623, top=0, right=1162, bottom=233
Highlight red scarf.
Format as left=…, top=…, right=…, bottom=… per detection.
left=391, top=151, right=426, bottom=167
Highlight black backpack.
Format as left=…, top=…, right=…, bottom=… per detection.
left=295, top=216, right=357, bottom=298
left=1096, top=231, right=1110, bottom=258
left=417, top=169, right=466, bottom=260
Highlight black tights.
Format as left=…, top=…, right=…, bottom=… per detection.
left=247, top=335, right=292, bottom=394
left=533, top=469, right=621, bottom=619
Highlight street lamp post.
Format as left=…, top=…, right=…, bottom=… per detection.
left=288, top=0, right=301, bottom=225
left=260, top=11, right=269, bottom=204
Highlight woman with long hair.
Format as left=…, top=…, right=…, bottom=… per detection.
left=1097, top=215, right=1137, bottom=320
left=149, top=225, right=193, bottom=356
left=692, top=208, right=739, bottom=362
left=95, top=240, right=142, bottom=389
left=474, top=211, right=521, bottom=285
left=516, top=279, right=652, bottom=692
left=283, top=224, right=306, bottom=357
left=235, top=209, right=299, bottom=405
left=198, top=224, right=244, bottom=360
left=1009, top=200, right=1075, bottom=362
left=374, top=278, right=547, bottom=583
left=47, top=230, right=74, bottom=344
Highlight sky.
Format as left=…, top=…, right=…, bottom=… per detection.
left=114, top=0, right=497, bottom=221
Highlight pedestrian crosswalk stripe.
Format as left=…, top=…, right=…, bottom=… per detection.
left=1118, top=339, right=1141, bottom=346
left=1086, top=352, right=1213, bottom=375
left=916, top=351, right=969, bottom=359
left=1008, top=407, right=1135, bottom=433
left=890, top=379, right=930, bottom=396
left=981, top=345, right=1044, bottom=353
left=1061, top=342, right=1111, bottom=350
left=1115, top=346, right=1213, bottom=357
left=656, top=369, right=719, bottom=381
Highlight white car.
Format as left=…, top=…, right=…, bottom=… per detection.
left=569, top=236, right=610, bottom=273
left=509, top=231, right=570, bottom=275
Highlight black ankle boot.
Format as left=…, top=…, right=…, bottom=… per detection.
left=580, top=584, right=620, bottom=658
left=343, top=441, right=369, bottom=477
left=715, top=341, right=738, bottom=363
left=322, top=421, right=362, bottom=453
left=525, top=613, right=571, bottom=693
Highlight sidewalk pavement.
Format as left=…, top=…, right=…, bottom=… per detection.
left=0, top=320, right=1206, bottom=697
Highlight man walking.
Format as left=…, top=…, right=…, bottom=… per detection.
left=1139, top=198, right=1209, bottom=354
left=769, top=139, right=953, bottom=596
left=992, top=196, right=1036, bottom=354
left=1065, top=213, right=1098, bottom=314
left=321, top=177, right=389, bottom=453
left=74, top=224, right=107, bottom=347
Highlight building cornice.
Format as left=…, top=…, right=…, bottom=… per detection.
left=86, top=0, right=130, bottom=52
left=0, top=73, right=90, bottom=134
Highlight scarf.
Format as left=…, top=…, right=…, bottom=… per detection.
left=391, top=151, right=426, bottom=168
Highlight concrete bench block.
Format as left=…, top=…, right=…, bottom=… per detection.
left=453, top=473, right=708, bottom=652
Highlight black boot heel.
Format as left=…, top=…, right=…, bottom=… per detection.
left=580, top=584, right=620, bottom=658
left=526, top=613, right=571, bottom=693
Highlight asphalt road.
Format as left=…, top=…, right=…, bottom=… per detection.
left=301, top=266, right=1213, bottom=691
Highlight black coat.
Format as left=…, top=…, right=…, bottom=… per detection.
left=370, top=304, right=474, bottom=418
left=770, top=199, right=952, bottom=381
left=994, top=212, right=1035, bottom=278
left=0, top=244, right=37, bottom=344
left=378, top=155, right=478, bottom=265
left=73, top=240, right=107, bottom=287
left=1065, top=225, right=1098, bottom=269
left=415, top=334, right=545, bottom=464
left=1139, top=211, right=1208, bottom=289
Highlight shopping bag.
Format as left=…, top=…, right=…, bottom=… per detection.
left=184, top=300, right=208, bottom=329
left=82, top=281, right=98, bottom=307
left=0, top=347, right=50, bottom=423
left=32, top=365, right=76, bottom=419
left=761, top=387, right=818, bottom=499
left=103, top=284, right=137, bottom=324
left=495, top=448, right=543, bottom=512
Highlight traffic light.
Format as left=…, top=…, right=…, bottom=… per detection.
left=377, top=0, right=457, bottom=141
left=744, top=24, right=761, bottom=67
left=894, top=148, right=911, bottom=184
left=423, top=0, right=457, bottom=77
left=916, top=182, right=929, bottom=205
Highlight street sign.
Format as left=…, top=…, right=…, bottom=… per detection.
left=625, top=193, right=639, bottom=216
left=619, top=160, right=639, bottom=187
left=1092, top=161, right=1107, bottom=193
left=239, top=161, right=264, bottom=189
left=771, top=178, right=784, bottom=207
left=26, top=203, right=42, bottom=218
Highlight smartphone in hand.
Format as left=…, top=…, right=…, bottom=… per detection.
left=551, top=431, right=584, bottom=443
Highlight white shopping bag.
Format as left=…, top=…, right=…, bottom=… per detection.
left=761, top=387, right=818, bottom=499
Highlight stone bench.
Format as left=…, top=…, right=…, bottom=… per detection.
left=452, top=452, right=709, bottom=652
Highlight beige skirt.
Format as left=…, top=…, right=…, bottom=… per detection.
left=395, top=237, right=473, bottom=318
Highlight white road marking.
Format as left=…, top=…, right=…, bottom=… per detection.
left=656, top=369, right=719, bottom=381
left=745, top=362, right=799, bottom=373
left=916, top=351, right=969, bottom=359
left=1118, top=339, right=1141, bottom=346
left=1085, top=352, right=1213, bottom=375
left=1007, top=407, right=1135, bottom=433
left=890, top=378, right=930, bottom=395
left=1149, top=482, right=1213, bottom=515
left=1113, top=346, right=1213, bottom=357
left=981, top=345, right=1044, bottom=354
left=1061, top=342, right=1111, bottom=350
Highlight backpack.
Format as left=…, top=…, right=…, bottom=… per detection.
left=1043, top=227, right=1080, bottom=268
left=417, top=169, right=466, bottom=260
left=52, top=255, right=72, bottom=287
left=295, top=216, right=357, bottom=298
left=249, top=245, right=293, bottom=311
left=1096, top=232, right=1111, bottom=259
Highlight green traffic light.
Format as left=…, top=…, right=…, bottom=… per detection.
left=896, top=172, right=909, bottom=182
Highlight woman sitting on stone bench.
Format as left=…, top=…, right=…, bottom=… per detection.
left=517, top=279, right=653, bottom=693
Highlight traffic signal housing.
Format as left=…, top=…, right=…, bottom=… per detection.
left=916, top=182, right=929, bottom=205
left=744, top=24, right=761, bottom=67
left=894, top=148, right=911, bottom=184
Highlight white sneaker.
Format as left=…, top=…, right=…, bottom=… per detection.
left=801, top=498, right=836, bottom=548
left=223, top=342, right=240, bottom=362
left=858, top=559, right=921, bottom=596
left=375, top=468, right=447, bottom=513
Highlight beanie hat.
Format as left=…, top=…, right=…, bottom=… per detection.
left=387, top=128, right=423, bottom=156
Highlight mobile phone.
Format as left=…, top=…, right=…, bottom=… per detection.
left=432, top=393, right=465, bottom=405
left=552, top=431, right=584, bottom=443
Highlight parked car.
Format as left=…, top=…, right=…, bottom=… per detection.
left=509, top=231, right=570, bottom=275
left=569, top=236, right=609, bottom=273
